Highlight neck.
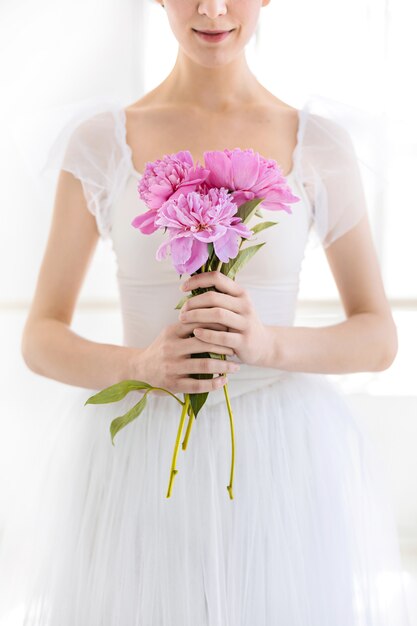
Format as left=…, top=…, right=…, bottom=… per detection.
left=157, top=48, right=267, bottom=113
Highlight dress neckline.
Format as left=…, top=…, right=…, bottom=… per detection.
left=118, top=106, right=301, bottom=181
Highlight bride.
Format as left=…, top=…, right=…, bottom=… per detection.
left=1, top=0, right=410, bottom=624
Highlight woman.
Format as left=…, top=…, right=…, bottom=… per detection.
left=15, top=0, right=410, bottom=624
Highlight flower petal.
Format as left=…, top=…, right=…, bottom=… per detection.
left=203, top=151, right=233, bottom=189
left=213, top=228, right=239, bottom=263
left=131, top=210, right=159, bottom=234
left=230, top=149, right=260, bottom=189
left=173, top=238, right=208, bottom=275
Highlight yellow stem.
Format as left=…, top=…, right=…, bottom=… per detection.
left=166, top=393, right=190, bottom=498
left=223, top=380, right=235, bottom=500
left=182, top=399, right=195, bottom=450
left=150, top=386, right=185, bottom=407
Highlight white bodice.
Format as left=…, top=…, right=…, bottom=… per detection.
left=43, top=101, right=368, bottom=404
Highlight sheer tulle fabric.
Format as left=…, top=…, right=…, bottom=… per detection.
left=296, top=107, right=369, bottom=249
left=39, top=103, right=130, bottom=241
left=15, top=373, right=410, bottom=626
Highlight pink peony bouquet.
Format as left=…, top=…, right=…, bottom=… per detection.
left=85, top=148, right=299, bottom=499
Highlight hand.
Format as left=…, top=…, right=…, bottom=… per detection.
left=178, top=270, right=271, bottom=367
left=130, top=318, right=241, bottom=396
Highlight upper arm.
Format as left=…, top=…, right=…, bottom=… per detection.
left=324, top=212, right=394, bottom=321
left=24, top=169, right=100, bottom=328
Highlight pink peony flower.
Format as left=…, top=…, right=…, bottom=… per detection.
left=154, top=187, right=253, bottom=275
left=202, top=148, right=299, bottom=213
left=132, top=151, right=210, bottom=234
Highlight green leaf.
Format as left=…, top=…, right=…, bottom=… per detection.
left=236, top=197, right=265, bottom=224
left=189, top=390, right=209, bottom=418
left=110, top=394, right=148, bottom=445
left=250, top=220, right=279, bottom=235
left=84, top=380, right=153, bottom=405
left=219, top=242, right=266, bottom=280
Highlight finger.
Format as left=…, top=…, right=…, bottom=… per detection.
left=181, top=290, right=243, bottom=315
left=175, top=320, right=229, bottom=338
left=192, top=326, right=238, bottom=349
left=182, top=270, right=245, bottom=298
left=176, top=374, right=228, bottom=394
left=178, top=357, right=239, bottom=376
left=181, top=335, right=235, bottom=356
left=179, top=307, right=246, bottom=332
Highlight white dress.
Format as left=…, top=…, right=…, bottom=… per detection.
left=4, top=100, right=412, bottom=625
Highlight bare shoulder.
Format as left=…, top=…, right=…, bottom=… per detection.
left=254, top=91, right=300, bottom=119
left=124, top=93, right=179, bottom=125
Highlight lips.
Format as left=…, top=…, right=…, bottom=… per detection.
left=196, top=30, right=232, bottom=34
left=193, top=29, right=234, bottom=42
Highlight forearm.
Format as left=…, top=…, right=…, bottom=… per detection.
left=262, top=312, right=398, bottom=374
left=21, top=318, right=140, bottom=390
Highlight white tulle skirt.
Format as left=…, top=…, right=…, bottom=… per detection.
left=1, top=371, right=411, bottom=626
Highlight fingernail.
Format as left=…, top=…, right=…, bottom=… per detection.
left=181, top=281, right=189, bottom=291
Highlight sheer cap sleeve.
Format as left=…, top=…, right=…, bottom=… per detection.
left=294, top=95, right=383, bottom=251
left=39, top=100, right=129, bottom=241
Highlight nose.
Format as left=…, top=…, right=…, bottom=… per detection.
left=197, top=0, right=228, bottom=18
